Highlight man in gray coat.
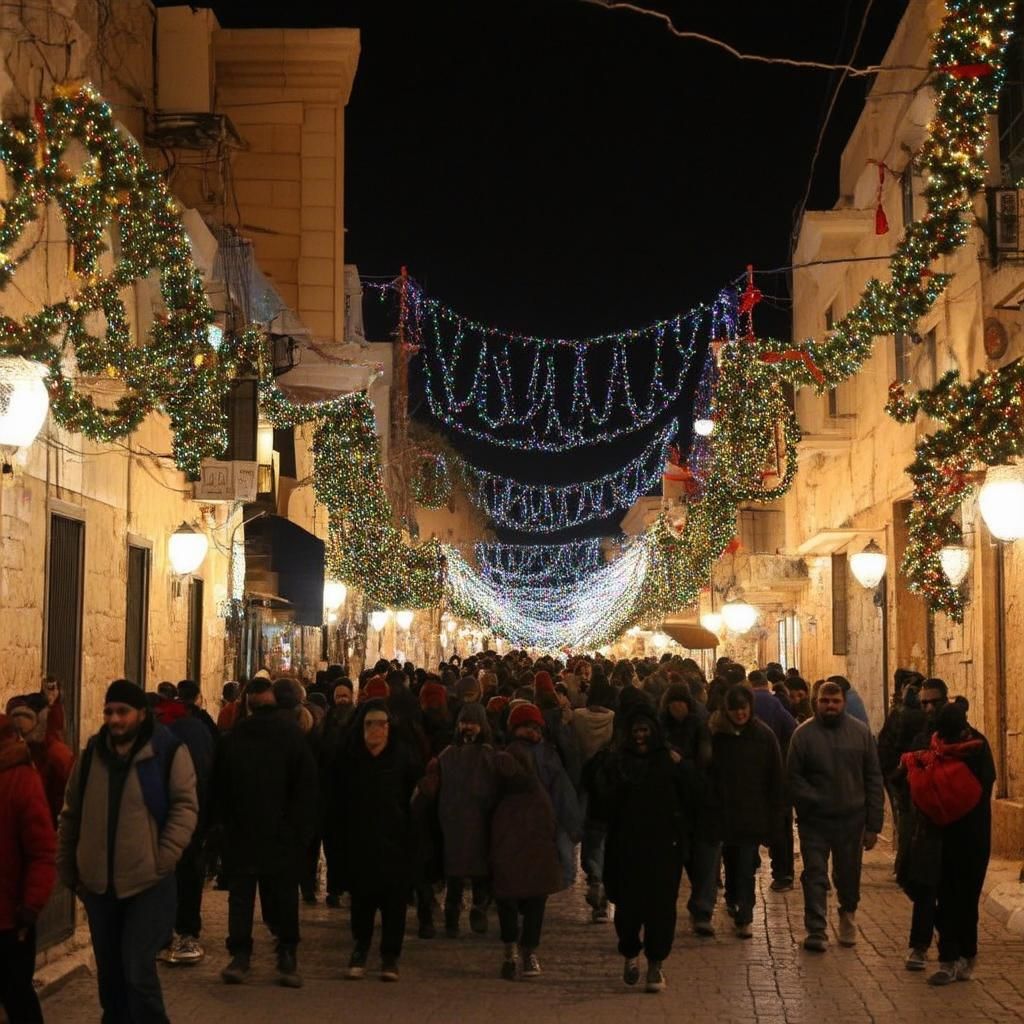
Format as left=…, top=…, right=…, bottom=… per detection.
left=787, top=680, right=884, bottom=953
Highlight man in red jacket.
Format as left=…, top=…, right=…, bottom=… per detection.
left=0, top=712, right=57, bottom=1023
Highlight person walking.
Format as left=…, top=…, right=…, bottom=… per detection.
left=709, top=685, right=784, bottom=938
left=217, top=677, right=317, bottom=988
left=596, top=702, right=694, bottom=994
left=334, top=701, right=421, bottom=982
left=57, top=680, right=198, bottom=1023
left=787, top=680, right=884, bottom=953
left=897, top=700, right=995, bottom=984
left=748, top=670, right=796, bottom=892
left=6, top=694, right=74, bottom=826
left=0, top=713, right=56, bottom=1024
left=418, top=702, right=498, bottom=938
left=490, top=745, right=564, bottom=980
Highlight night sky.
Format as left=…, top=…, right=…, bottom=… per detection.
left=187, top=0, right=910, bottom=539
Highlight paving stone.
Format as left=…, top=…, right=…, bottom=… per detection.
left=41, top=847, right=1024, bottom=1023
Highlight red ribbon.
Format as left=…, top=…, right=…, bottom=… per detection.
left=937, top=63, right=994, bottom=79
left=738, top=264, right=762, bottom=316
left=759, top=348, right=825, bottom=385
left=870, top=161, right=889, bottom=235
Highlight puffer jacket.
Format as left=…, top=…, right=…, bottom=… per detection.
left=0, top=729, right=56, bottom=929
left=57, top=718, right=197, bottom=898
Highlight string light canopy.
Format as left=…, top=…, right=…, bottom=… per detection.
left=454, top=418, right=678, bottom=533
left=368, top=278, right=733, bottom=451
left=475, top=539, right=604, bottom=587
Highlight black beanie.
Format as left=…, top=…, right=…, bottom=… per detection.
left=104, top=679, right=146, bottom=709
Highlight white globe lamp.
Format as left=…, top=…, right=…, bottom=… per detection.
left=168, top=522, right=208, bottom=576
left=700, top=612, right=723, bottom=635
left=370, top=609, right=390, bottom=632
left=395, top=609, right=415, bottom=631
left=721, top=599, right=757, bottom=634
left=323, top=580, right=347, bottom=611
left=693, top=417, right=715, bottom=437
left=0, top=357, right=50, bottom=451
left=850, top=539, right=887, bottom=589
left=979, top=464, right=1024, bottom=541
left=938, top=543, right=971, bottom=586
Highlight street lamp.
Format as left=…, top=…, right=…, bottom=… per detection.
left=693, top=417, right=715, bottom=437
left=721, top=598, right=757, bottom=634
left=700, top=612, right=723, bottom=635
left=850, top=539, right=887, bottom=589
left=395, top=609, right=415, bottom=631
left=978, top=464, right=1024, bottom=541
left=324, top=580, right=347, bottom=611
left=370, top=609, right=390, bottom=632
left=168, top=522, right=208, bottom=575
left=939, top=542, right=972, bottom=586
left=0, top=357, right=50, bottom=452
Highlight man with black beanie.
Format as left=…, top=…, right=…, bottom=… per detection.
left=58, top=679, right=198, bottom=1024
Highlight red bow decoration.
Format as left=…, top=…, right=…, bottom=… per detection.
left=723, top=537, right=742, bottom=556
left=759, top=347, right=825, bottom=385
left=937, top=63, right=994, bottom=79
left=738, top=265, right=762, bottom=341
left=869, top=160, right=890, bottom=235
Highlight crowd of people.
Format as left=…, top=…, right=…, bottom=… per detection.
left=0, top=651, right=996, bottom=1022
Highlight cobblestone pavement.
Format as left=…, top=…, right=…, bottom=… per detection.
left=43, top=843, right=1024, bottom=1024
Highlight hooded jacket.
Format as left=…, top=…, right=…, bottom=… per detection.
left=58, top=717, right=197, bottom=898
left=0, top=726, right=56, bottom=930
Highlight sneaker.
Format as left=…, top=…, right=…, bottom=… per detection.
left=770, top=878, right=794, bottom=892
left=692, top=917, right=715, bottom=938
left=501, top=944, right=519, bottom=981
left=276, top=947, right=302, bottom=988
left=956, top=956, right=974, bottom=981
left=905, top=947, right=928, bottom=971
left=592, top=904, right=610, bottom=923
left=158, top=936, right=180, bottom=964
left=380, top=956, right=399, bottom=982
left=623, top=956, right=640, bottom=986
left=469, top=904, right=488, bottom=934
left=928, top=962, right=960, bottom=986
left=803, top=932, right=828, bottom=953
left=735, top=922, right=753, bottom=939
left=521, top=951, right=541, bottom=978
left=220, top=953, right=250, bottom=984
left=645, top=961, right=666, bottom=993
left=837, top=910, right=857, bottom=947
left=347, top=948, right=368, bottom=980
left=174, top=935, right=205, bottom=964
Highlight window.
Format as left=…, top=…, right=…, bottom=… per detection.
left=224, top=379, right=257, bottom=462
left=831, top=553, right=849, bottom=656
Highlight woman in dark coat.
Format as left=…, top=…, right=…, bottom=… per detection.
left=709, top=685, right=783, bottom=938
left=332, top=701, right=421, bottom=982
left=596, top=702, right=693, bottom=994
left=490, top=746, right=563, bottom=981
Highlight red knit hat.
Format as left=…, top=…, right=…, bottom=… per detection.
left=360, top=675, right=390, bottom=703
left=508, top=703, right=544, bottom=730
left=534, top=670, right=555, bottom=694
left=486, top=695, right=510, bottom=714
left=419, top=682, right=448, bottom=712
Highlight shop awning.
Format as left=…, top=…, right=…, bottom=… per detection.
left=245, top=515, right=325, bottom=626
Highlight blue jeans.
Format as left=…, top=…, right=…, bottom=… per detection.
left=722, top=842, right=759, bottom=926
left=82, top=875, right=176, bottom=1024
left=685, top=837, right=721, bottom=920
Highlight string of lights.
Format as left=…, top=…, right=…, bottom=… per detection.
left=475, top=538, right=605, bottom=587
left=451, top=418, right=677, bottom=533
left=369, top=278, right=733, bottom=451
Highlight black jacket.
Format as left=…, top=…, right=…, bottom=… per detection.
left=216, top=706, right=317, bottom=875
left=709, top=715, right=783, bottom=843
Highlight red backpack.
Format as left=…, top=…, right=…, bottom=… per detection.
left=901, top=736, right=983, bottom=826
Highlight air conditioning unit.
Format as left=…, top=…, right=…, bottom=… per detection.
left=192, top=460, right=258, bottom=503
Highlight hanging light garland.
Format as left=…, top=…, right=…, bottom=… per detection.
left=475, top=538, right=605, bottom=588
left=367, top=278, right=733, bottom=451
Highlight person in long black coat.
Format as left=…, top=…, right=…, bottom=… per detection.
left=216, top=679, right=317, bottom=987
left=596, top=702, right=694, bottom=994
left=332, top=700, right=421, bottom=982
